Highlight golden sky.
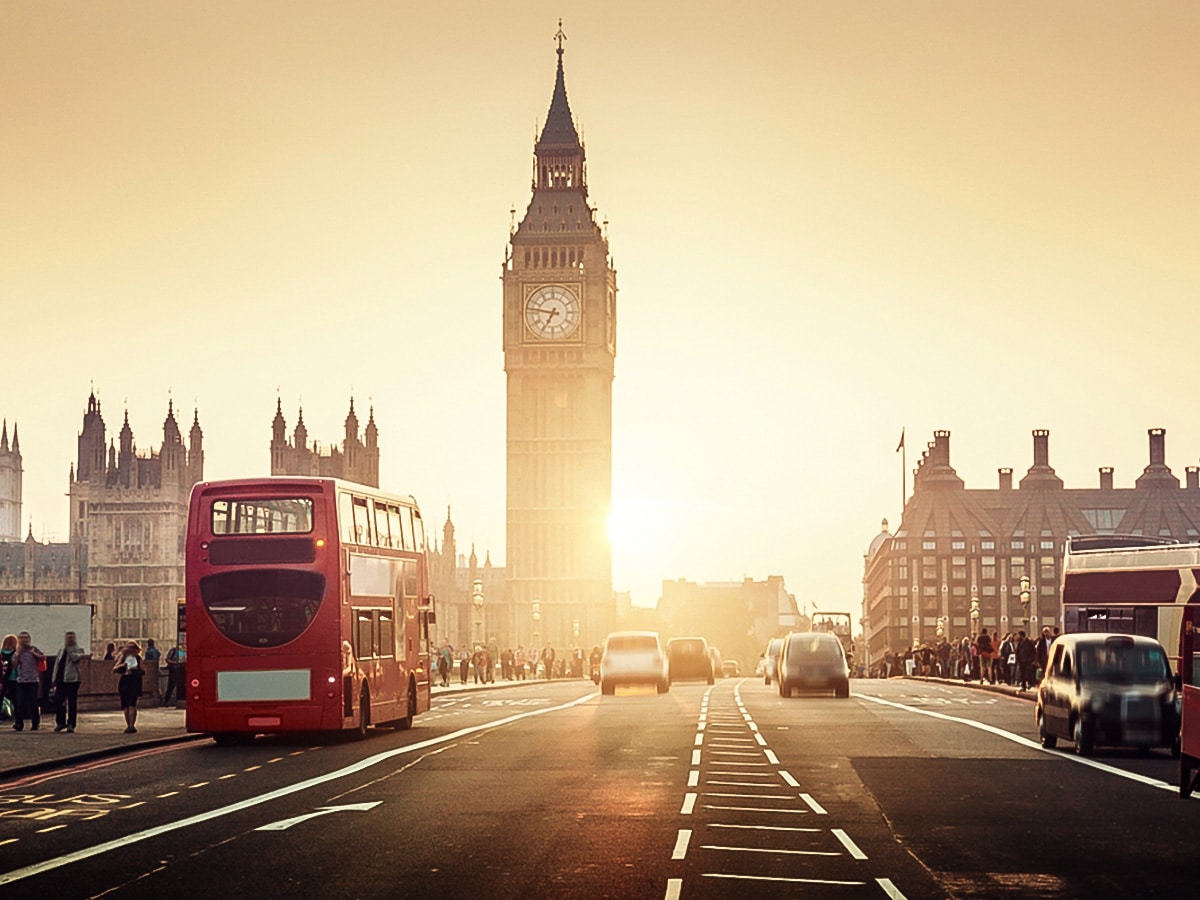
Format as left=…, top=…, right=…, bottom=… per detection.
left=2, top=1, right=1197, bottom=611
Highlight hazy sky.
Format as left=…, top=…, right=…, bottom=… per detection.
left=2, top=2, right=1197, bottom=612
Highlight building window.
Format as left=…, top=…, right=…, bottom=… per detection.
left=1040, top=557, right=1055, bottom=581
left=980, top=556, right=996, bottom=580
left=1011, top=540, right=1024, bottom=551
left=951, top=540, right=966, bottom=551
left=981, top=540, right=995, bottom=551
left=922, top=540, right=936, bottom=551
left=893, top=540, right=907, bottom=551
left=982, top=585, right=997, bottom=596
left=1040, top=540, right=1055, bottom=551
left=953, top=586, right=967, bottom=597
left=1011, top=558, right=1026, bottom=578
left=897, top=566, right=909, bottom=582
left=923, top=586, right=937, bottom=596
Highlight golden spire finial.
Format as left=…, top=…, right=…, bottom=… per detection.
left=555, top=18, right=567, bottom=55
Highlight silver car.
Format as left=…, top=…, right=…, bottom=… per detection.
left=600, top=631, right=669, bottom=695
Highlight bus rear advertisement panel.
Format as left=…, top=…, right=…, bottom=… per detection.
left=185, top=477, right=433, bottom=742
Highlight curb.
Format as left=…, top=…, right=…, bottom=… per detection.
left=0, top=733, right=208, bottom=784
left=905, top=675, right=1038, bottom=702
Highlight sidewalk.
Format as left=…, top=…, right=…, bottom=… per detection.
left=905, top=674, right=1038, bottom=702
left=0, top=705, right=195, bottom=781
left=0, top=676, right=583, bottom=780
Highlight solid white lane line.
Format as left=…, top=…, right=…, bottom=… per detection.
left=0, top=690, right=600, bottom=887
left=664, top=878, right=682, bottom=900
left=707, top=823, right=820, bottom=832
left=857, top=692, right=1175, bottom=793
left=671, top=829, right=692, bottom=860
left=763, top=749, right=780, bottom=764
left=681, top=793, right=697, bottom=815
left=832, top=828, right=868, bottom=860
left=688, top=770, right=699, bottom=787
left=703, top=873, right=865, bottom=886
left=799, top=793, right=827, bottom=815
left=778, top=770, right=799, bottom=787
left=877, top=877, right=908, bottom=899
left=704, top=805, right=809, bottom=814
left=701, top=844, right=840, bottom=857
left=691, top=750, right=702, bottom=765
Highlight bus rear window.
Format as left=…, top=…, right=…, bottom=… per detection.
left=212, top=498, right=314, bottom=535
left=199, top=570, right=326, bottom=648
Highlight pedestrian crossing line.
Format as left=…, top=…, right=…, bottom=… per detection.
left=702, top=873, right=866, bottom=886
left=700, top=844, right=841, bottom=857
left=799, top=793, right=827, bottom=815
left=710, top=751, right=760, bottom=757
left=707, top=770, right=773, bottom=777
left=156, top=791, right=179, bottom=798
left=707, top=823, right=820, bottom=833
left=707, top=760, right=769, bottom=767
left=832, top=828, right=868, bottom=860
left=705, top=780, right=782, bottom=787
left=671, top=829, right=692, bottom=860
left=704, top=792, right=795, bottom=799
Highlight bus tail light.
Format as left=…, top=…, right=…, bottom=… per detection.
left=315, top=538, right=326, bottom=549
left=327, top=676, right=337, bottom=683
left=191, top=678, right=200, bottom=687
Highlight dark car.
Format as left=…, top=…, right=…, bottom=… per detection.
left=666, top=637, right=714, bottom=685
left=778, top=632, right=850, bottom=698
left=1036, top=633, right=1180, bottom=757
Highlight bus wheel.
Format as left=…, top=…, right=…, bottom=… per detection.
left=353, top=689, right=370, bottom=741
left=395, top=683, right=415, bottom=731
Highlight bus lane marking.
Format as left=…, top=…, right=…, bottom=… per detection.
left=0, top=690, right=599, bottom=887
left=857, top=692, right=1175, bottom=793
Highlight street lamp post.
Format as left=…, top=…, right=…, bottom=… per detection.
left=969, top=595, right=980, bottom=638
left=1018, top=575, right=1031, bottom=628
left=471, top=579, right=484, bottom=646
left=531, top=600, right=541, bottom=651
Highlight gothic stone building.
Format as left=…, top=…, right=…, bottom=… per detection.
left=70, top=393, right=203, bottom=654
left=427, top=507, right=507, bottom=651
left=0, top=420, right=21, bottom=541
left=270, top=399, right=379, bottom=488
left=0, top=531, right=85, bottom=606
left=862, top=428, right=1200, bottom=671
left=502, top=34, right=617, bottom=650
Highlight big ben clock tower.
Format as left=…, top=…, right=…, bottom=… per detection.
left=503, top=27, right=617, bottom=650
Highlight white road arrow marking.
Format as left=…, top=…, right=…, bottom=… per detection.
left=255, top=802, right=381, bottom=832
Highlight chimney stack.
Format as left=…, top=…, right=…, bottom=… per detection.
left=1187, top=466, right=1199, bottom=490
left=933, top=430, right=950, bottom=467
left=1149, top=428, right=1166, bottom=467
left=1032, top=429, right=1050, bottom=468
left=999, top=468, right=1013, bottom=490
left=1100, top=467, right=1114, bottom=491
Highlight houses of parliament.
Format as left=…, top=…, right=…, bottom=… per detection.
left=1, top=35, right=618, bottom=655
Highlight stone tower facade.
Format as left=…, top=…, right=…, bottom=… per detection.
left=502, top=34, right=617, bottom=650
left=270, top=399, right=379, bottom=488
left=0, top=420, right=21, bottom=541
left=69, top=393, right=203, bottom=654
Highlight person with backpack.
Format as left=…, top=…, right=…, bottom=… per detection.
left=12, top=631, right=46, bottom=732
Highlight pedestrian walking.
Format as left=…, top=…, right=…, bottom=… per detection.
left=1015, top=630, right=1037, bottom=691
left=161, top=645, right=181, bottom=705
left=0, top=633, right=17, bottom=719
left=103, top=642, right=116, bottom=661
left=51, top=631, right=86, bottom=733
left=113, top=641, right=145, bottom=734
left=437, top=645, right=451, bottom=687
left=458, top=648, right=469, bottom=685
left=12, top=631, right=46, bottom=732
left=975, top=629, right=995, bottom=684
left=541, top=644, right=556, bottom=681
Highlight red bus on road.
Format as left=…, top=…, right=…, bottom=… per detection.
left=185, top=477, right=435, bottom=743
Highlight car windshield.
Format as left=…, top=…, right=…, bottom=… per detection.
left=787, top=635, right=843, bottom=662
left=607, top=636, right=658, bottom=653
left=1076, top=641, right=1170, bottom=684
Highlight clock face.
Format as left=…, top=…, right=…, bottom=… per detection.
left=524, top=285, right=581, bottom=340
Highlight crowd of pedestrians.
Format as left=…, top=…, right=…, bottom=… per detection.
left=878, top=625, right=1060, bottom=690
left=0, top=629, right=183, bottom=735
left=433, top=642, right=598, bottom=687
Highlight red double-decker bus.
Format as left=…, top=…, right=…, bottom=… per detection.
left=184, top=477, right=435, bottom=743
